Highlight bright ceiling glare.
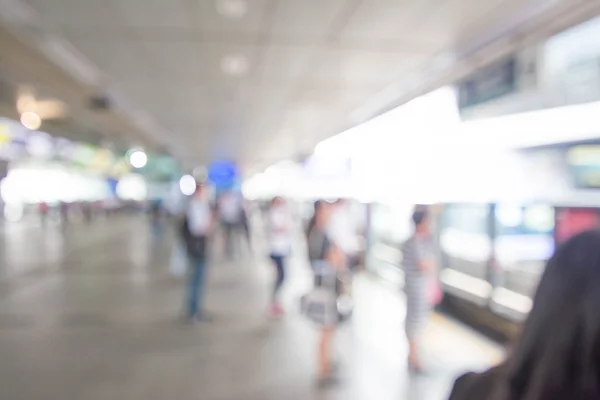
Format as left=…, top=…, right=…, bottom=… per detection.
left=179, top=174, right=197, bottom=196
left=20, top=111, right=41, bottom=130
left=221, top=54, right=249, bottom=76
left=216, top=0, right=248, bottom=19
left=129, top=150, right=147, bottom=169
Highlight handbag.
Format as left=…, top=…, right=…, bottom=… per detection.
left=428, top=277, right=443, bottom=306
left=300, top=268, right=353, bottom=325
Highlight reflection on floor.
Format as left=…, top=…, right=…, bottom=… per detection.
left=0, top=215, right=503, bottom=399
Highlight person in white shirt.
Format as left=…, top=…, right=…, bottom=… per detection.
left=327, top=199, right=360, bottom=267
left=181, top=183, right=216, bottom=322
left=267, top=197, right=292, bottom=316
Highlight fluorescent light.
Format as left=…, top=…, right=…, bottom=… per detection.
left=221, top=54, right=249, bottom=76
left=20, top=111, right=41, bottom=130
left=116, top=174, right=147, bottom=201
left=215, top=0, right=248, bottom=19
left=129, top=150, right=147, bottom=169
left=179, top=175, right=196, bottom=196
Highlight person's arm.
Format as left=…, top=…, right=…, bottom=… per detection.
left=325, top=241, right=346, bottom=271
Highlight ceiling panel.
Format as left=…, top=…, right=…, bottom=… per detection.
left=312, top=48, right=425, bottom=87
left=270, top=0, right=349, bottom=41
left=196, top=0, right=268, bottom=35
left=23, top=0, right=119, bottom=26
left=65, top=37, right=145, bottom=81
left=260, top=44, right=320, bottom=81
left=454, top=0, right=557, bottom=47
left=415, top=0, right=508, bottom=44
left=138, top=41, right=259, bottom=83
left=140, top=40, right=202, bottom=83
left=9, top=0, right=596, bottom=167
left=340, top=0, right=429, bottom=41
left=115, top=0, right=192, bottom=29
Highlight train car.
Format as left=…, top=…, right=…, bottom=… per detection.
left=366, top=141, right=600, bottom=340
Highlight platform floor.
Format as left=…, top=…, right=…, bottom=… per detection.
left=0, top=215, right=503, bottom=399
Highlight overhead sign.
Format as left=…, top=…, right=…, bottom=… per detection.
left=457, top=57, right=518, bottom=111
left=208, top=160, right=238, bottom=189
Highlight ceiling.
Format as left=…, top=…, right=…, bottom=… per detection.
left=1, top=0, right=599, bottom=171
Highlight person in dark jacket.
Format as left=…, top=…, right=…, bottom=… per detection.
left=449, top=230, right=600, bottom=400
left=180, top=183, right=216, bottom=322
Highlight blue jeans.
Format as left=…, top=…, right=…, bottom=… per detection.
left=187, top=256, right=207, bottom=318
left=270, top=254, right=286, bottom=302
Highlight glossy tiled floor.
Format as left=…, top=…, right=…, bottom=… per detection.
left=0, top=215, right=503, bottom=399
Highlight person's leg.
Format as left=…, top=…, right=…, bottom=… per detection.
left=318, top=326, right=335, bottom=379
left=405, top=295, right=425, bottom=371
left=187, top=257, right=206, bottom=319
left=242, top=215, right=251, bottom=246
left=407, top=337, right=422, bottom=371
left=187, top=257, right=199, bottom=318
left=271, top=255, right=285, bottom=306
left=224, top=223, right=234, bottom=258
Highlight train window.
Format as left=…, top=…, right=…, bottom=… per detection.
left=367, top=203, right=414, bottom=279
left=494, top=204, right=555, bottom=310
left=439, top=204, right=492, bottom=285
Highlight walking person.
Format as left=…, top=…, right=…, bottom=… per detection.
left=267, top=197, right=292, bottom=316
left=218, top=191, right=243, bottom=259
left=306, top=200, right=346, bottom=386
left=449, top=229, right=600, bottom=400
left=181, top=182, right=216, bottom=322
left=402, top=207, right=437, bottom=373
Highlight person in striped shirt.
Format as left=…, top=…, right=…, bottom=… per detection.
left=402, top=208, right=436, bottom=373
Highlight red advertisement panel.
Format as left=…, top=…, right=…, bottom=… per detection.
left=555, top=208, right=600, bottom=244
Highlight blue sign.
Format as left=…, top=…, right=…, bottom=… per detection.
left=208, top=160, right=238, bottom=189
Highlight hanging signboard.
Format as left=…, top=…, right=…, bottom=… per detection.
left=208, top=160, right=238, bottom=190
left=457, top=57, right=518, bottom=111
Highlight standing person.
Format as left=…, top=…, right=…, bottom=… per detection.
left=267, top=197, right=292, bottom=316
left=149, top=199, right=164, bottom=238
left=306, top=200, right=346, bottom=386
left=181, top=183, right=216, bottom=322
left=402, top=208, right=437, bottom=373
left=327, top=199, right=360, bottom=267
left=449, top=230, right=600, bottom=400
left=240, top=202, right=252, bottom=248
left=327, top=199, right=361, bottom=297
left=218, top=191, right=242, bottom=259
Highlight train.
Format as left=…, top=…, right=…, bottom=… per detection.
left=366, top=200, right=600, bottom=341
